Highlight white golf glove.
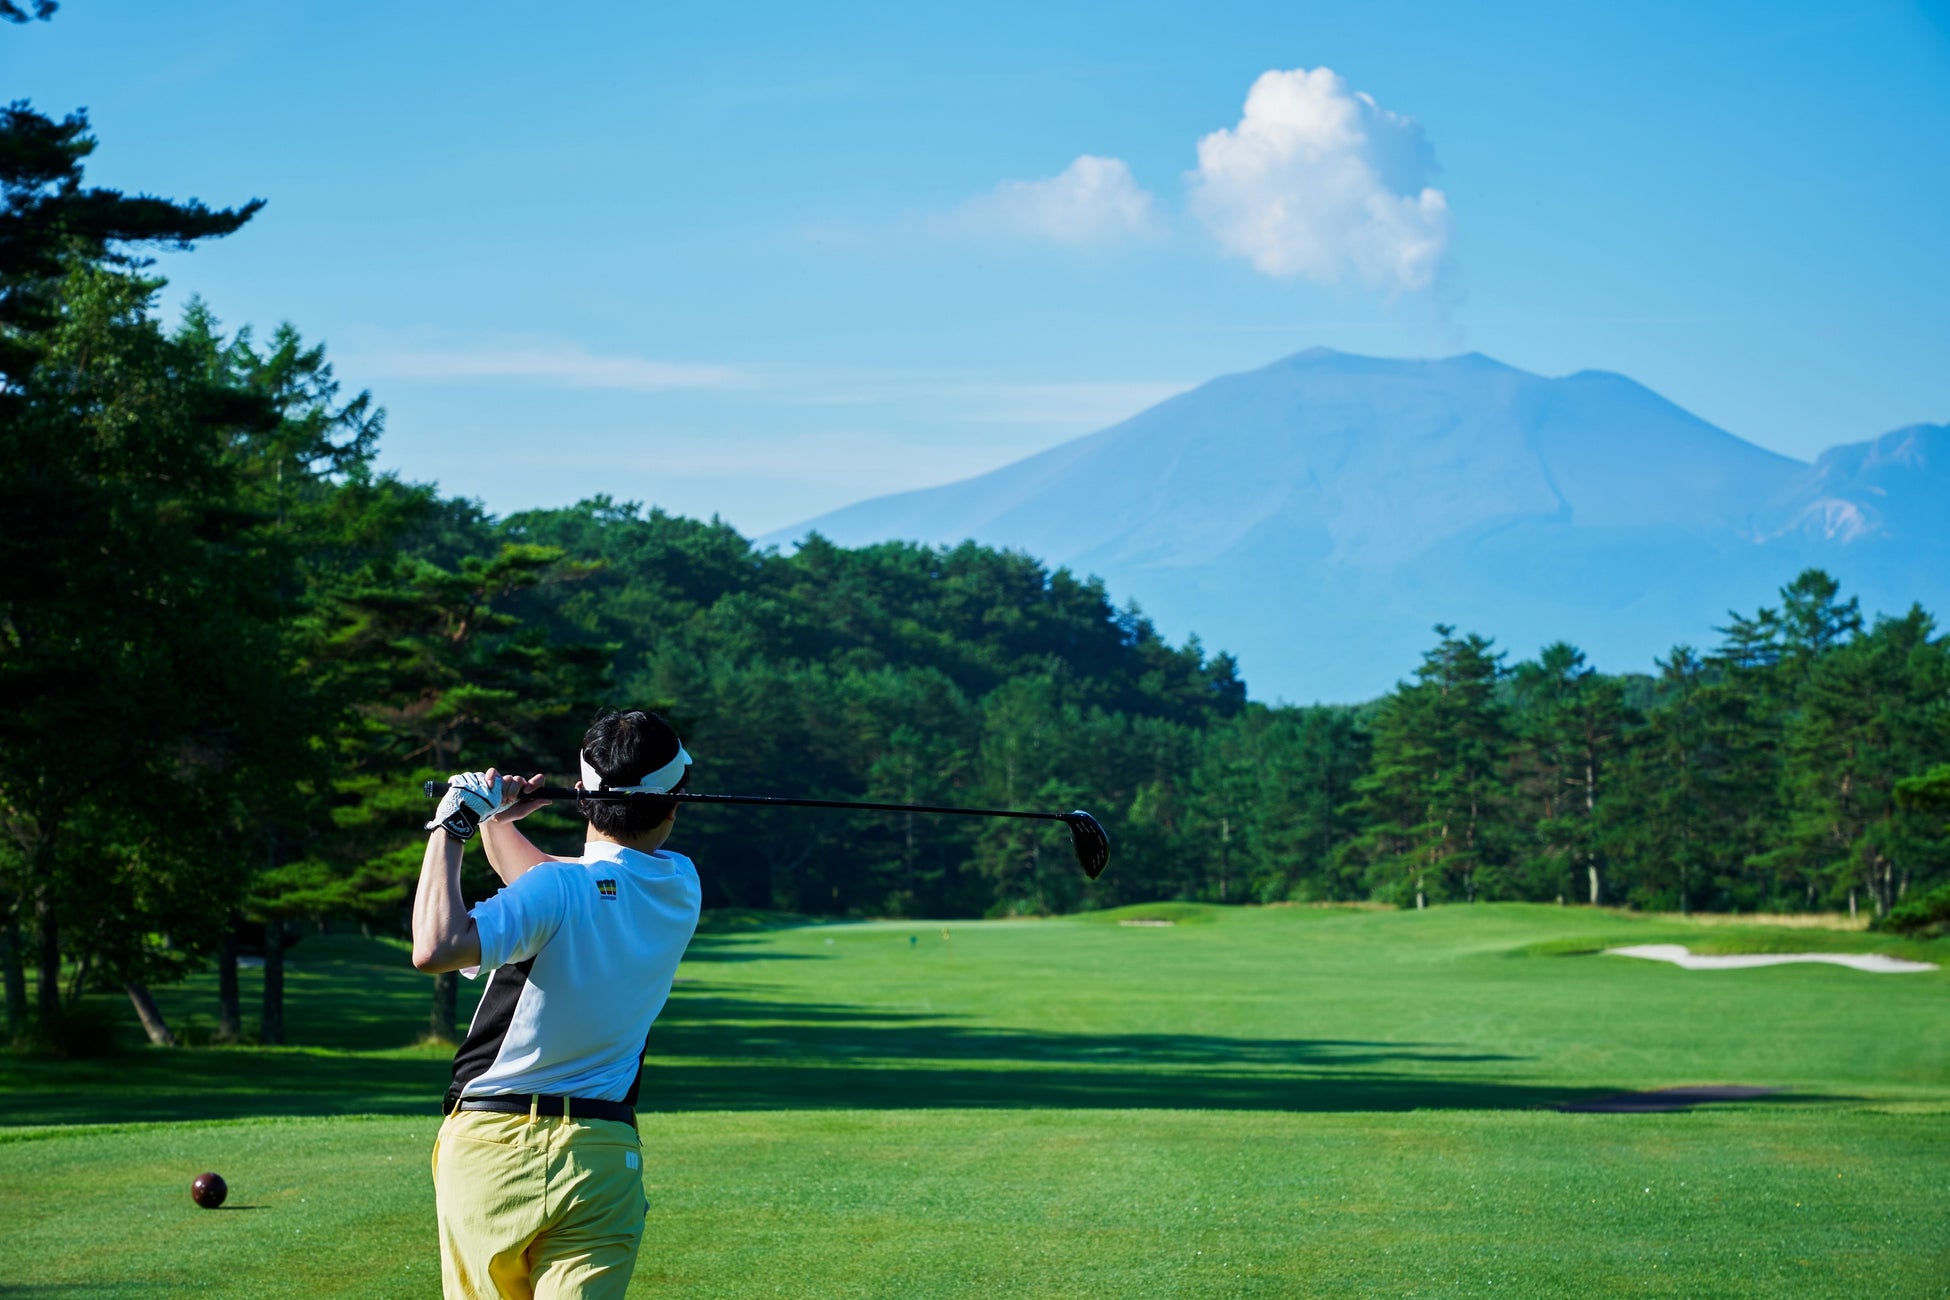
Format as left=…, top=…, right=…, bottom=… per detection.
left=427, top=771, right=505, bottom=842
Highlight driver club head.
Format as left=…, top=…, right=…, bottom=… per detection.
left=1062, top=811, right=1110, bottom=880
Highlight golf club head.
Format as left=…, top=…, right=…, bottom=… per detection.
left=1062, top=811, right=1110, bottom=879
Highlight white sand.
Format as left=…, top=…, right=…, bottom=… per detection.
left=1607, top=943, right=1936, bottom=973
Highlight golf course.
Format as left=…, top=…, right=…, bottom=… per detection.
left=2, top=901, right=1945, bottom=1297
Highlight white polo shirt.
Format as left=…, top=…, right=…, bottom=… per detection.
left=448, top=841, right=702, bottom=1105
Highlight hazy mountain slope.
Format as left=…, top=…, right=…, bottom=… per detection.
left=767, top=352, right=1945, bottom=702
left=1770, top=423, right=1949, bottom=546
left=1759, top=422, right=1950, bottom=623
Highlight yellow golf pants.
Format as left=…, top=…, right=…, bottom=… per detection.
left=432, top=1108, right=648, bottom=1300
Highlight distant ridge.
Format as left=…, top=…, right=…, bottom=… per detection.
left=766, top=350, right=1947, bottom=702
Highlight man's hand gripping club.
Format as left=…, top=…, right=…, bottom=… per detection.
left=426, top=770, right=506, bottom=842
left=412, top=767, right=543, bottom=974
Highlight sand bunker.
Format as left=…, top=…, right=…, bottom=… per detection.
left=1607, top=943, right=1936, bottom=974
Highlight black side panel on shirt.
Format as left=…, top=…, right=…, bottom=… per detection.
left=623, top=1032, right=653, bottom=1107
left=445, top=957, right=536, bottom=1111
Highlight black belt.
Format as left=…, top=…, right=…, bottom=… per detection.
left=445, top=1093, right=636, bottom=1129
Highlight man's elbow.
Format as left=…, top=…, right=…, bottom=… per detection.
left=411, top=916, right=480, bottom=973
left=412, top=940, right=467, bottom=973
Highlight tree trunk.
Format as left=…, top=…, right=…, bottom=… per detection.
left=1, top=913, right=25, bottom=1034
left=1219, top=816, right=1230, bottom=904
left=903, top=809, right=916, bottom=897
left=65, top=949, right=92, bottom=1005
left=216, top=927, right=241, bottom=1043
left=429, top=970, right=458, bottom=1041
left=124, top=982, right=177, bottom=1046
left=261, top=918, right=285, bottom=1045
left=1584, top=758, right=1598, bottom=910
left=35, top=891, right=60, bottom=1021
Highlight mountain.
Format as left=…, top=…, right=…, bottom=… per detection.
left=766, top=350, right=1948, bottom=702
left=1767, top=423, right=1950, bottom=551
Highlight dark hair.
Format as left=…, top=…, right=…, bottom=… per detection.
left=577, top=709, right=689, bottom=838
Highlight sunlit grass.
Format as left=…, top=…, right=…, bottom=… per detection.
left=2, top=903, right=1945, bottom=1295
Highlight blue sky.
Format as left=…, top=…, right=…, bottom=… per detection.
left=14, top=1, right=1950, bottom=535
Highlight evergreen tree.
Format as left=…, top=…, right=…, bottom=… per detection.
left=0, top=267, right=281, bottom=1035
left=1608, top=648, right=1711, bottom=912
left=1340, top=627, right=1510, bottom=907
left=1509, top=643, right=1636, bottom=904
left=312, top=542, right=607, bottom=1038
left=1886, top=765, right=1950, bottom=937
left=1760, top=606, right=1948, bottom=919
left=0, top=104, right=264, bottom=1033
left=0, top=2, right=57, bottom=24
left=1191, top=706, right=1367, bottom=903
left=1700, top=599, right=1793, bottom=909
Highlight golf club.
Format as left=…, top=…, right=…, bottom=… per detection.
left=424, top=781, right=1111, bottom=879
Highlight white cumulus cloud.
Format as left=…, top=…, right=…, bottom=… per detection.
left=1188, top=67, right=1451, bottom=291
left=945, top=154, right=1160, bottom=247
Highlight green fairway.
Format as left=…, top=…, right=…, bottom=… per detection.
left=2, top=904, right=1946, bottom=1296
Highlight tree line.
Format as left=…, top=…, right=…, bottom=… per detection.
left=3, top=100, right=1947, bottom=1051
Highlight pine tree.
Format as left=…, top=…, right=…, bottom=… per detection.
left=1701, top=600, right=1792, bottom=908
left=310, top=543, right=607, bottom=1039
left=1510, top=643, right=1636, bottom=904
left=1340, top=627, right=1510, bottom=907
left=1761, top=606, right=1948, bottom=919
left=0, top=104, right=264, bottom=1034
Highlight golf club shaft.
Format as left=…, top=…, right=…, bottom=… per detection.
left=423, top=782, right=1071, bottom=824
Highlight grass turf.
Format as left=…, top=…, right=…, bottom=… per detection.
left=1, top=903, right=1945, bottom=1296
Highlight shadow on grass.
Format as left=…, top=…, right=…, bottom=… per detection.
left=3, top=978, right=1851, bottom=1127
left=652, top=992, right=1520, bottom=1068
left=638, top=989, right=1837, bottom=1114
left=642, top=1061, right=1614, bottom=1113
left=0, top=1048, right=458, bottom=1126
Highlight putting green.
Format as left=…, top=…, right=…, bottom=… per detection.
left=1, top=904, right=1945, bottom=1296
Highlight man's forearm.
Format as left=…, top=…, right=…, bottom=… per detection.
left=411, top=830, right=481, bottom=972
left=480, top=818, right=558, bottom=887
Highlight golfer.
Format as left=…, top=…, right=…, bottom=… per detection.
left=413, top=708, right=702, bottom=1300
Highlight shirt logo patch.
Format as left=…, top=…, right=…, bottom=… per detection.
left=596, top=879, right=618, bottom=899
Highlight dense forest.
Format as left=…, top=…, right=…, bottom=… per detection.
left=3, top=100, right=1948, bottom=1048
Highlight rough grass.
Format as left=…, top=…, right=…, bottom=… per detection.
left=2, top=902, right=1946, bottom=1296
left=1656, top=910, right=1870, bottom=931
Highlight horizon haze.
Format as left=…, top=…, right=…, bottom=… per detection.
left=771, top=347, right=1950, bottom=702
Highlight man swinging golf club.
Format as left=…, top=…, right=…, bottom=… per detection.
left=413, top=708, right=701, bottom=1300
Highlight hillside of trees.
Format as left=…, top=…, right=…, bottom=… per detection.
left=4, top=99, right=1948, bottom=1048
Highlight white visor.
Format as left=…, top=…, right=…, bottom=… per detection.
left=580, top=744, right=691, bottom=795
